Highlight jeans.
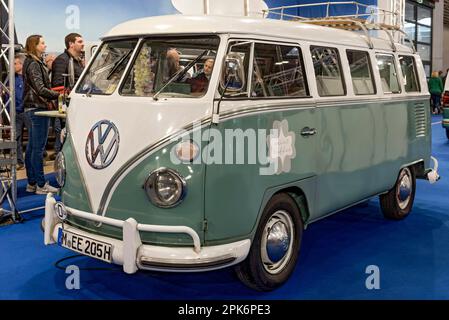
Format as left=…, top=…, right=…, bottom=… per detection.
left=54, top=118, right=65, bottom=153
left=25, top=109, right=50, bottom=187
left=431, top=94, right=441, bottom=111
left=16, top=112, right=32, bottom=165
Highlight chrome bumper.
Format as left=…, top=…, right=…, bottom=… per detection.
left=44, top=194, right=251, bottom=273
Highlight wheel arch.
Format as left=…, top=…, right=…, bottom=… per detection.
left=255, top=177, right=316, bottom=235
left=410, top=160, right=426, bottom=180
left=277, top=187, right=310, bottom=225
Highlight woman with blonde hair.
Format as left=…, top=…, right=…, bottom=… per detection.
left=428, top=71, right=444, bottom=114
left=23, top=35, right=60, bottom=194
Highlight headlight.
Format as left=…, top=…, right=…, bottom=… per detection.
left=144, top=168, right=187, bottom=208
left=54, top=152, right=66, bottom=187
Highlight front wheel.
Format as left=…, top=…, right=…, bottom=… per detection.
left=235, top=193, right=304, bottom=291
left=379, top=167, right=416, bottom=220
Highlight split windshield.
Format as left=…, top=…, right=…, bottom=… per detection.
left=77, top=36, right=220, bottom=98
left=77, top=39, right=138, bottom=95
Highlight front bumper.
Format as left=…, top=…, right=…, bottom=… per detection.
left=44, top=194, right=251, bottom=273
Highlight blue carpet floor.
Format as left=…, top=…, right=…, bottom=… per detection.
left=0, top=115, right=448, bottom=300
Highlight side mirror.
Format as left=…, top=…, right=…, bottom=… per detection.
left=220, top=52, right=246, bottom=92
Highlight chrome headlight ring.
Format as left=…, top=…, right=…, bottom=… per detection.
left=144, top=168, right=187, bottom=208
left=54, top=152, right=66, bottom=187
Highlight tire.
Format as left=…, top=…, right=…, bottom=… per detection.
left=446, top=128, right=449, bottom=140
left=235, top=193, right=304, bottom=291
left=380, top=167, right=416, bottom=220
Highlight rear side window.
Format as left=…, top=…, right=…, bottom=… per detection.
left=251, top=43, right=308, bottom=98
left=376, top=54, right=401, bottom=94
left=399, top=55, right=420, bottom=93
left=311, top=46, right=345, bottom=97
left=347, top=50, right=376, bottom=95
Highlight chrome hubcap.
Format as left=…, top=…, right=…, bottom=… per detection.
left=261, top=210, right=294, bottom=275
left=397, top=168, right=413, bottom=210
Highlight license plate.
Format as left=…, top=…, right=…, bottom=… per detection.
left=58, top=228, right=113, bottom=263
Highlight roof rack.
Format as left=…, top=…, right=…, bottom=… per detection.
left=262, top=1, right=416, bottom=53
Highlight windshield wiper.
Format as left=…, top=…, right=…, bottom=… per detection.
left=153, top=49, right=209, bottom=101
left=106, top=50, right=132, bottom=80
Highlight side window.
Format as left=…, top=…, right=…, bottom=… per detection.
left=347, top=50, right=376, bottom=95
left=251, top=43, right=308, bottom=98
left=376, top=54, right=401, bottom=94
left=399, top=55, right=420, bottom=93
left=311, top=46, right=345, bottom=97
left=221, top=41, right=252, bottom=97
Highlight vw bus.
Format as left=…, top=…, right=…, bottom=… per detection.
left=44, top=13, right=439, bottom=291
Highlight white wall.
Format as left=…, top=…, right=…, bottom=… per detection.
left=376, top=0, right=404, bottom=42
left=376, top=0, right=444, bottom=74
left=432, top=0, right=444, bottom=73
left=444, top=25, right=449, bottom=73
left=376, top=0, right=401, bottom=26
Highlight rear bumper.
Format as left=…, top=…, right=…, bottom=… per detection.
left=442, top=118, right=449, bottom=128
left=44, top=195, right=251, bottom=273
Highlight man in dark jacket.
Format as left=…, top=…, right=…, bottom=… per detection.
left=187, top=58, right=214, bottom=94
left=52, top=33, right=85, bottom=88
left=51, top=33, right=85, bottom=157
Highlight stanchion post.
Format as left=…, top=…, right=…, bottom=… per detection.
left=9, top=0, right=16, bottom=221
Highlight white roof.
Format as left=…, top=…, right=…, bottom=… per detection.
left=103, top=15, right=413, bottom=53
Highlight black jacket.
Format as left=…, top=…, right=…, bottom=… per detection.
left=52, top=50, right=84, bottom=89
left=23, top=54, right=59, bottom=110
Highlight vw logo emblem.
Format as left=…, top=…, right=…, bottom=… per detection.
left=55, top=203, right=68, bottom=221
left=85, top=120, right=120, bottom=170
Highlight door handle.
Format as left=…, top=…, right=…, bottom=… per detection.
left=301, top=127, right=317, bottom=137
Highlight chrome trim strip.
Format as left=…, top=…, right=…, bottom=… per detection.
left=316, top=96, right=429, bottom=108
left=220, top=104, right=315, bottom=121
left=219, top=95, right=428, bottom=120
left=139, top=256, right=236, bottom=270
left=97, top=117, right=212, bottom=216
left=218, top=95, right=429, bottom=120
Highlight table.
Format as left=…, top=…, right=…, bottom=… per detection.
left=34, top=111, right=67, bottom=119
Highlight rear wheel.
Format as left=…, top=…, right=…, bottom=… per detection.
left=446, top=128, right=449, bottom=140
left=235, top=193, right=303, bottom=291
left=380, top=167, right=416, bottom=220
